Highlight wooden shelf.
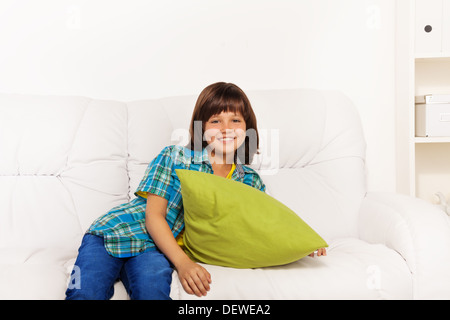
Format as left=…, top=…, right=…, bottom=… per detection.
left=415, top=137, right=450, bottom=143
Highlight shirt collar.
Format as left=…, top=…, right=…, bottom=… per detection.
left=234, top=163, right=245, bottom=179
left=190, top=147, right=250, bottom=179
left=191, top=147, right=210, bottom=165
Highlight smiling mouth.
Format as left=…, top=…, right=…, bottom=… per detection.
left=217, top=137, right=235, bottom=143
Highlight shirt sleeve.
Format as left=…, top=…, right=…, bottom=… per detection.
left=247, top=170, right=266, bottom=193
left=254, top=176, right=266, bottom=193
left=134, top=146, right=174, bottom=201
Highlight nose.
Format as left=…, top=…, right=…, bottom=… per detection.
left=219, top=120, right=233, bottom=132
left=220, top=125, right=234, bottom=135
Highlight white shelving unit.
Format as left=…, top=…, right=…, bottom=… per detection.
left=396, top=0, right=450, bottom=203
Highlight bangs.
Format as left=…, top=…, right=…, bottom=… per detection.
left=198, top=86, right=248, bottom=122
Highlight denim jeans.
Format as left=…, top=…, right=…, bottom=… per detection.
left=65, top=234, right=173, bottom=300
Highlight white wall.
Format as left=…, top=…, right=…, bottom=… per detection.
left=0, top=0, right=397, bottom=192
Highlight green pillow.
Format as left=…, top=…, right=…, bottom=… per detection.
left=175, top=169, right=328, bottom=269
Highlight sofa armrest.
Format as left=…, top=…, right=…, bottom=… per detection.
left=359, top=192, right=450, bottom=299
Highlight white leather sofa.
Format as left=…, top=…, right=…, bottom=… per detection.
left=1, top=89, right=449, bottom=300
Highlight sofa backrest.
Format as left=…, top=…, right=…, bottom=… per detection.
left=0, top=89, right=366, bottom=254
left=0, top=94, right=129, bottom=252
left=249, top=89, right=366, bottom=241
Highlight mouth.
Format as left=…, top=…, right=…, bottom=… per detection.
left=217, top=136, right=236, bottom=143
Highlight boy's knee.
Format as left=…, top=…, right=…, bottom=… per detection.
left=65, top=285, right=114, bottom=300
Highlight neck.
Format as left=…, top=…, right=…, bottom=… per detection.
left=207, top=149, right=235, bottom=166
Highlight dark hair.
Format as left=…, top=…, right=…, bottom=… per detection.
left=188, top=82, right=259, bottom=165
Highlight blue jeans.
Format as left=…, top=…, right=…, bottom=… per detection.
left=65, top=234, right=173, bottom=300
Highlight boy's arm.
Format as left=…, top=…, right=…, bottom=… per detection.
left=145, top=194, right=211, bottom=297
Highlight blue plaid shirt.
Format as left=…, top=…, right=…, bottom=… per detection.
left=88, top=145, right=266, bottom=258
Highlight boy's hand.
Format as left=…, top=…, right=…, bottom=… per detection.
left=309, top=247, right=327, bottom=257
left=176, top=258, right=212, bottom=297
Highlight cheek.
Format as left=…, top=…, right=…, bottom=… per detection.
left=235, top=128, right=246, bottom=140
left=203, top=128, right=220, bottom=142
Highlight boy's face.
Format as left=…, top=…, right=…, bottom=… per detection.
left=204, top=111, right=246, bottom=163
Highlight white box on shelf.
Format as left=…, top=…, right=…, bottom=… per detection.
left=416, top=96, right=450, bottom=136
left=415, top=94, right=450, bottom=104
left=415, top=0, right=443, bottom=56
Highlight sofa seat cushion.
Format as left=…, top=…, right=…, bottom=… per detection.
left=169, top=238, right=413, bottom=300
left=0, top=247, right=74, bottom=299
left=0, top=247, right=129, bottom=300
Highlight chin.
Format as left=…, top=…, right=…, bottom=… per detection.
left=208, top=144, right=237, bottom=163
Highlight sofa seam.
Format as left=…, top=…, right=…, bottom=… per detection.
left=125, top=102, right=131, bottom=202
left=62, top=98, right=92, bottom=173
